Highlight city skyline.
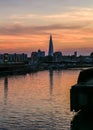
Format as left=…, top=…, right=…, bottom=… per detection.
left=0, top=0, right=93, bottom=55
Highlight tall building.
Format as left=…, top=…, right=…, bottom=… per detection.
left=48, top=35, right=54, bottom=56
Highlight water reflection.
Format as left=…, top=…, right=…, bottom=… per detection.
left=4, top=76, right=8, bottom=105
left=49, top=70, right=53, bottom=95
left=71, top=110, right=93, bottom=130
left=0, top=70, right=80, bottom=130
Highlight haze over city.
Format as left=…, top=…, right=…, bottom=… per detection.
left=0, top=0, right=93, bottom=55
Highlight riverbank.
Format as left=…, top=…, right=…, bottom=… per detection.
left=0, top=63, right=33, bottom=76
left=0, top=62, right=92, bottom=76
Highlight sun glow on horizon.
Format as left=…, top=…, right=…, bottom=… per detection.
left=0, top=1, right=93, bottom=55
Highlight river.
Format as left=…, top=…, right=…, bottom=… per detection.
left=0, top=69, right=82, bottom=130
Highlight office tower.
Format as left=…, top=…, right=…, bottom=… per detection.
left=48, top=35, right=54, bottom=56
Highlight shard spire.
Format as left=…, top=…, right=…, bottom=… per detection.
left=48, top=35, right=54, bottom=56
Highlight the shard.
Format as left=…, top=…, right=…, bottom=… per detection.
left=48, top=35, right=54, bottom=56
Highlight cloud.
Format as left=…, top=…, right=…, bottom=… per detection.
left=0, top=22, right=89, bottom=36
left=7, top=7, right=93, bottom=28
left=0, top=1, right=93, bottom=54
left=10, top=7, right=93, bottom=19
left=10, top=14, right=37, bottom=20
left=0, top=6, right=93, bottom=50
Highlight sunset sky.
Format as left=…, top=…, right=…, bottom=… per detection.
left=0, top=0, right=93, bottom=56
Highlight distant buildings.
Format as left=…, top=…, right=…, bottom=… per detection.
left=0, top=53, right=28, bottom=64
left=31, top=35, right=54, bottom=64
left=31, top=34, right=54, bottom=64
left=74, top=51, right=77, bottom=57
left=0, top=35, right=93, bottom=69
left=53, top=52, right=62, bottom=62
left=31, top=49, right=45, bottom=64
left=37, top=49, right=45, bottom=57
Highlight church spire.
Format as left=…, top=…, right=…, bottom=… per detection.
left=48, top=35, right=54, bottom=56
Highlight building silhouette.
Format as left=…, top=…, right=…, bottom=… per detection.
left=48, top=35, right=54, bottom=56
left=37, top=49, right=45, bottom=57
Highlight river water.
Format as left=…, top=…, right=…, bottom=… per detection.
left=0, top=69, right=82, bottom=130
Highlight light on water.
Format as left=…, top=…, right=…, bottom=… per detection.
left=0, top=70, right=80, bottom=130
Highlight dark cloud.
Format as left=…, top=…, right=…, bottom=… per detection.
left=0, top=23, right=88, bottom=36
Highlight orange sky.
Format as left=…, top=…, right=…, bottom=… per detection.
left=0, top=1, right=93, bottom=55
left=0, top=27, right=93, bottom=55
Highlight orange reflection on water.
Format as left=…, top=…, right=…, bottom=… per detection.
left=0, top=69, right=81, bottom=129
